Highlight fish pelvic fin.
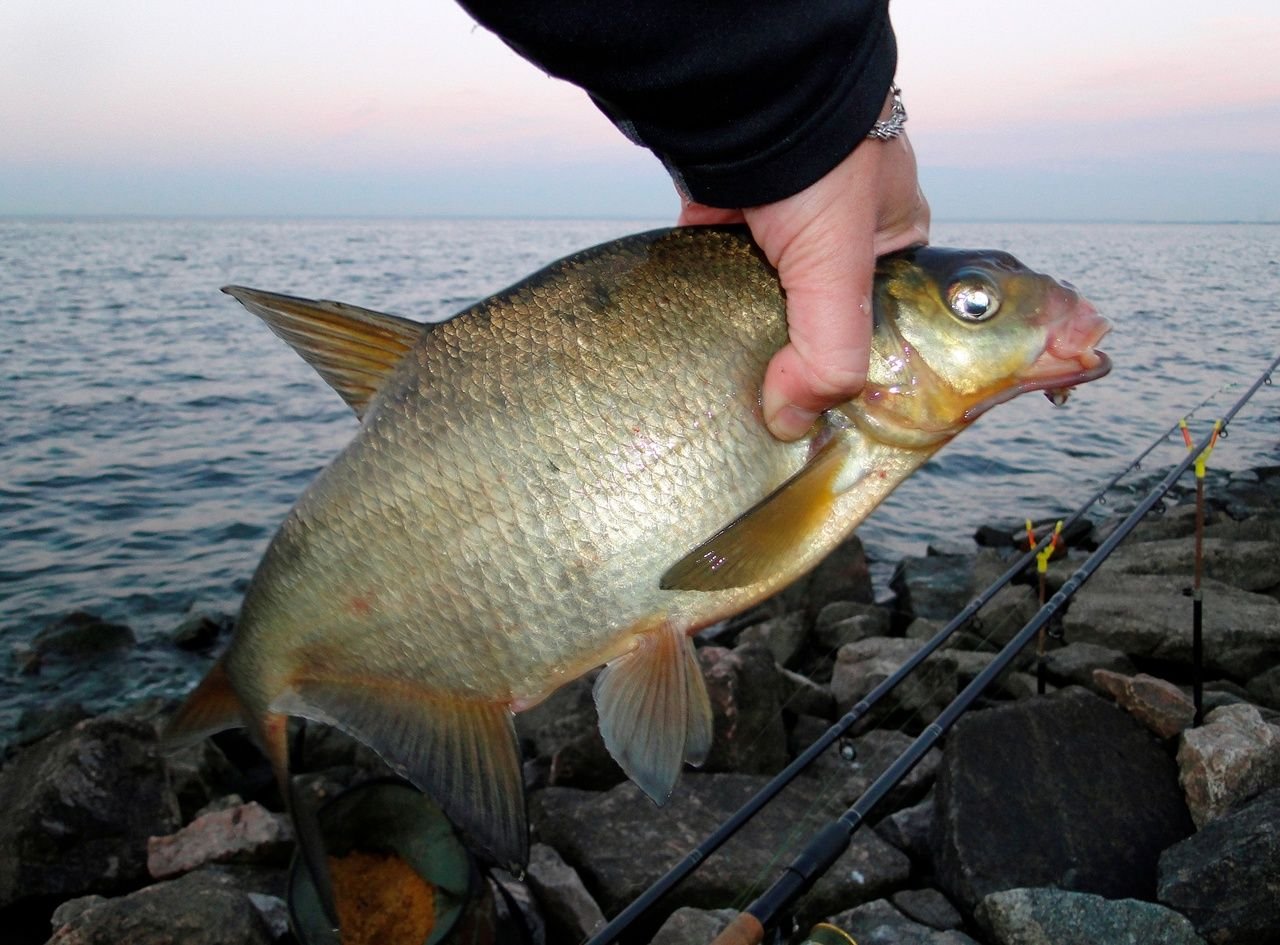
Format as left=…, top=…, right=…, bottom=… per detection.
left=221, top=286, right=425, bottom=419
left=594, top=624, right=713, bottom=805
left=161, top=658, right=244, bottom=751
left=271, top=679, right=528, bottom=871
left=660, top=432, right=854, bottom=591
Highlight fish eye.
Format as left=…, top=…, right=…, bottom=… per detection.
left=947, top=279, right=1001, bottom=322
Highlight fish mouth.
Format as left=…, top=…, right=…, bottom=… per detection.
left=963, top=291, right=1112, bottom=422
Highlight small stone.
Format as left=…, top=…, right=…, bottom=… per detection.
left=813, top=601, right=890, bottom=653
left=1041, top=643, right=1136, bottom=692
left=147, top=801, right=294, bottom=879
left=247, top=892, right=290, bottom=941
left=171, top=611, right=232, bottom=651
left=737, top=611, right=809, bottom=669
left=1176, top=702, right=1280, bottom=828
left=976, top=886, right=1206, bottom=945
left=891, top=888, right=963, bottom=930
left=777, top=668, right=836, bottom=720
left=1092, top=670, right=1197, bottom=739
left=875, top=794, right=934, bottom=867
left=526, top=843, right=606, bottom=943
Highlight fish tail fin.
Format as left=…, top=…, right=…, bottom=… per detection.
left=162, top=658, right=244, bottom=751
left=594, top=624, right=714, bottom=804
left=272, top=679, right=528, bottom=872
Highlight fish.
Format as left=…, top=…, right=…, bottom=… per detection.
left=165, top=226, right=1110, bottom=886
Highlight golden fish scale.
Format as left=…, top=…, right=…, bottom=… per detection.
left=228, top=230, right=823, bottom=705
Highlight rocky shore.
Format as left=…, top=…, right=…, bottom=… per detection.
left=2, top=466, right=1278, bottom=945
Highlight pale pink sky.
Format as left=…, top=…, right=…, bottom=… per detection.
left=2, top=0, right=1277, bottom=219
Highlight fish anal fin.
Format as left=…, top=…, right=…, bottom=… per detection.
left=222, top=286, right=425, bottom=419
left=594, top=625, right=713, bottom=804
left=162, top=658, right=244, bottom=751
left=660, top=434, right=854, bottom=591
left=271, top=679, right=527, bottom=870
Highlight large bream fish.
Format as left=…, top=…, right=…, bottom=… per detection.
left=167, top=226, right=1109, bottom=874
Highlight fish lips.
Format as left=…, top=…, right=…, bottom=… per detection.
left=962, top=349, right=1112, bottom=422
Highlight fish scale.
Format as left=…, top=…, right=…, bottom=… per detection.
left=164, top=226, right=1110, bottom=928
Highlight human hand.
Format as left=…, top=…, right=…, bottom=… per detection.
left=679, top=124, right=930, bottom=441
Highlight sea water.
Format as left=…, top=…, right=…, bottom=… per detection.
left=2, top=217, right=1278, bottom=735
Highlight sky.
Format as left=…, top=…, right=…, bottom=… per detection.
left=2, top=1, right=1278, bottom=221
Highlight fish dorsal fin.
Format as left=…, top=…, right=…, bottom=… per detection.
left=660, top=433, right=854, bottom=591
left=270, top=678, right=528, bottom=871
left=222, top=286, right=425, bottom=419
left=594, top=624, right=713, bottom=804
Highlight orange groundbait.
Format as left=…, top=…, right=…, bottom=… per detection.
left=329, top=851, right=436, bottom=945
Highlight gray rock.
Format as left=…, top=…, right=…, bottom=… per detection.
left=45, top=869, right=274, bottom=945
left=875, top=794, right=935, bottom=866
left=1107, top=537, right=1280, bottom=593
left=0, top=715, right=181, bottom=909
left=548, top=726, right=626, bottom=792
left=737, top=612, right=809, bottom=669
left=526, top=843, right=606, bottom=943
left=171, top=611, right=232, bottom=651
left=515, top=675, right=598, bottom=761
left=530, top=773, right=910, bottom=928
left=12, top=701, right=91, bottom=750
left=830, top=637, right=957, bottom=731
left=1246, top=664, right=1280, bottom=710
left=1158, top=788, right=1280, bottom=945
left=827, top=899, right=980, bottom=944
left=1063, top=572, right=1280, bottom=679
left=972, top=584, right=1040, bottom=648
left=648, top=907, right=737, bottom=945
left=891, top=888, right=963, bottom=930
left=891, top=555, right=975, bottom=623
left=246, top=893, right=290, bottom=941
left=813, top=601, right=890, bottom=653
left=803, top=729, right=940, bottom=815
left=1127, top=502, right=1220, bottom=543
left=1205, top=511, right=1280, bottom=544
left=1176, top=702, right=1280, bottom=828
left=698, top=645, right=789, bottom=775
left=931, top=688, right=1194, bottom=912
left=1041, top=643, right=1136, bottom=692
left=777, top=668, right=836, bottom=720
left=1092, top=670, right=1196, bottom=739
left=976, top=887, right=1206, bottom=945
left=29, top=611, right=136, bottom=666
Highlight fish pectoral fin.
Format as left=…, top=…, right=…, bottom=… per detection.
left=271, top=679, right=528, bottom=870
left=161, top=658, right=244, bottom=750
left=594, top=625, right=713, bottom=804
left=660, top=434, right=854, bottom=591
left=222, top=286, right=425, bottom=419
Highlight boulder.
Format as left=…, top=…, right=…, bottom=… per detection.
left=830, top=637, right=957, bottom=731
left=975, top=887, right=1206, bottom=945
left=697, top=645, right=789, bottom=775
left=1091, top=670, right=1196, bottom=739
left=1246, top=664, right=1280, bottom=710
left=530, top=773, right=910, bottom=931
left=969, top=585, right=1040, bottom=649
left=813, top=601, right=890, bottom=654
left=777, top=668, right=836, bottom=720
left=146, top=802, right=293, bottom=880
left=29, top=612, right=135, bottom=667
left=44, top=870, right=275, bottom=945
left=0, top=715, right=180, bottom=910
left=514, top=675, right=598, bottom=762
left=1106, top=537, right=1280, bottom=593
left=170, top=611, right=233, bottom=651
left=1158, top=788, right=1280, bottom=945
left=802, top=729, right=940, bottom=815
left=1063, top=572, right=1280, bottom=679
left=648, top=907, right=736, bottom=945
left=548, top=727, right=626, bottom=792
left=781, top=535, right=874, bottom=613
left=890, top=555, right=974, bottom=623
left=1176, top=702, right=1280, bottom=828
left=874, top=794, right=934, bottom=867
left=891, top=888, right=964, bottom=930
left=1040, top=642, right=1136, bottom=692
left=930, top=688, right=1194, bottom=912
left=736, top=612, right=809, bottom=669
left=526, top=843, right=605, bottom=943
left=827, top=899, right=980, bottom=944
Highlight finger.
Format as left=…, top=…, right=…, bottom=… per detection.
left=677, top=202, right=745, bottom=227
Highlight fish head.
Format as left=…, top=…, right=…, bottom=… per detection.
left=845, top=247, right=1111, bottom=448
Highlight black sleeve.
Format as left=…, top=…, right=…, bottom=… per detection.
left=456, top=1, right=897, bottom=208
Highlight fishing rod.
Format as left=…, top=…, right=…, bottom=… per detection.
left=708, top=351, right=1279, bottom=945
left=581, top=384, right=1236, bottom=945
